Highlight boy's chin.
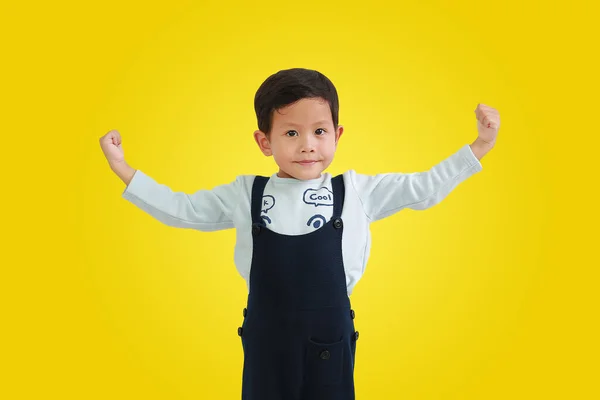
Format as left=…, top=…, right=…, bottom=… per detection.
left=278, top=165, right=324, bottom=180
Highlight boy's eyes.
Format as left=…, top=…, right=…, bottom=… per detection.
left=286, top=128, right=326, bottom=137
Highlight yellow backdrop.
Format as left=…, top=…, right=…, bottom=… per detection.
left=2, top=0, right=598, bottom=398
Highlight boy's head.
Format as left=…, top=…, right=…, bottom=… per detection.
left=253, top=68, right=344, bottom=180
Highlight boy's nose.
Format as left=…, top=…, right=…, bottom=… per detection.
left=300, top=134, right=316, bottom=152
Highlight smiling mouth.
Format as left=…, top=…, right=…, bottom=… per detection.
left=296, top=160, right=320, bottom=165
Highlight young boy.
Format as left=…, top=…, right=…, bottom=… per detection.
left=99, top=67, right=500, bottom=400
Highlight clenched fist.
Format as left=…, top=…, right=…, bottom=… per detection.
left=474, top=104, right=500, bottom=146
left=99, top=129, right=125, bottom=166
left=100, top=129, right=136, bottom=185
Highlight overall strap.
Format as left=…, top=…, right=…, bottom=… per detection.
left=331, top=174, right=345, bottom=219
left=250, top=176, right=269, bottom=225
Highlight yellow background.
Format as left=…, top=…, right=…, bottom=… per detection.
left=2, top=0, right=598, bottom=398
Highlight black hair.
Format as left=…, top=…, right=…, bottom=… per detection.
left=254, top=68, right=339, bottom=136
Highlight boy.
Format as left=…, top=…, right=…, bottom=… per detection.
left=99, top=67, right=500, bottom=400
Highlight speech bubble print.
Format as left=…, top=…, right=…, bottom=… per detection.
left=303, top=187, right=334, bottom=207
left=262, top=195, right=275, bottom=213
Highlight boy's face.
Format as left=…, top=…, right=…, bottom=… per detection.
left=254, top=97, right=344, bottom=180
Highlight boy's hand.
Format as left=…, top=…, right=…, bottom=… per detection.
left=99, top=129, right=136, bottom=185
left=474, top=103, right=500, bottom=146
left=99, top=129, right=125, bottom=166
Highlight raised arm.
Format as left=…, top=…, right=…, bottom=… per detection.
left=351, top=103, right=500, bottom=222
left=349, top=144, right=483, bottom=222
left=121, top=169, right=241, bottom=231
left=100, top=129, right=240, bottom=231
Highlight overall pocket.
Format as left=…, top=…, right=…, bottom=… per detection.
left=305, top=336, right=345, bottom=386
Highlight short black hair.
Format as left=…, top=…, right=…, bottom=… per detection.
left=254, top=68, right=339, bottom=136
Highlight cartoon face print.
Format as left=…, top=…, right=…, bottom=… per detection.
left=307, top=214, right=327, bottom=229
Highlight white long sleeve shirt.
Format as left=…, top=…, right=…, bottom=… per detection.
left=122, top=144, right=483, bottom=295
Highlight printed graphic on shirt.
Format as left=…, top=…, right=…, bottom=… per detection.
left=262, top=195, right=275, bottom=213
left=307, top=214, right=327, bottom=229
left=303, top=187, right=334, bottom=207
left=260, top=195, right=275, bottom=225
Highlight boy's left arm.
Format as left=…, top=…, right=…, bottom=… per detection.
left=350, top=104, right=500, bottom=222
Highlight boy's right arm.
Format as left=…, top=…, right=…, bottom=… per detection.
left=120, top=168, right=241, bottom=231
left=100, top=129, right=240, bottom=231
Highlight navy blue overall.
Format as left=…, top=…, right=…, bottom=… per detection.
left=237, top=174, right=359, bottom=400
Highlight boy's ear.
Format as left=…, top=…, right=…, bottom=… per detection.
left=335, top=125, right=344, bottom=146
left=254, top=130, right=272, bottom=156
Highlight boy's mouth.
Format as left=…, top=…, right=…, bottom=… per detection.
left=296, top=160, right=319, bottom=165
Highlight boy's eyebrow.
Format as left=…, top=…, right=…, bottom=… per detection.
left=281, top=120, right=330, bottom=128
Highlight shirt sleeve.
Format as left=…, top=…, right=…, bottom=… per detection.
left=349, top=144, right=483, bottom=222
left=121, top=169, right=242, bottom=231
